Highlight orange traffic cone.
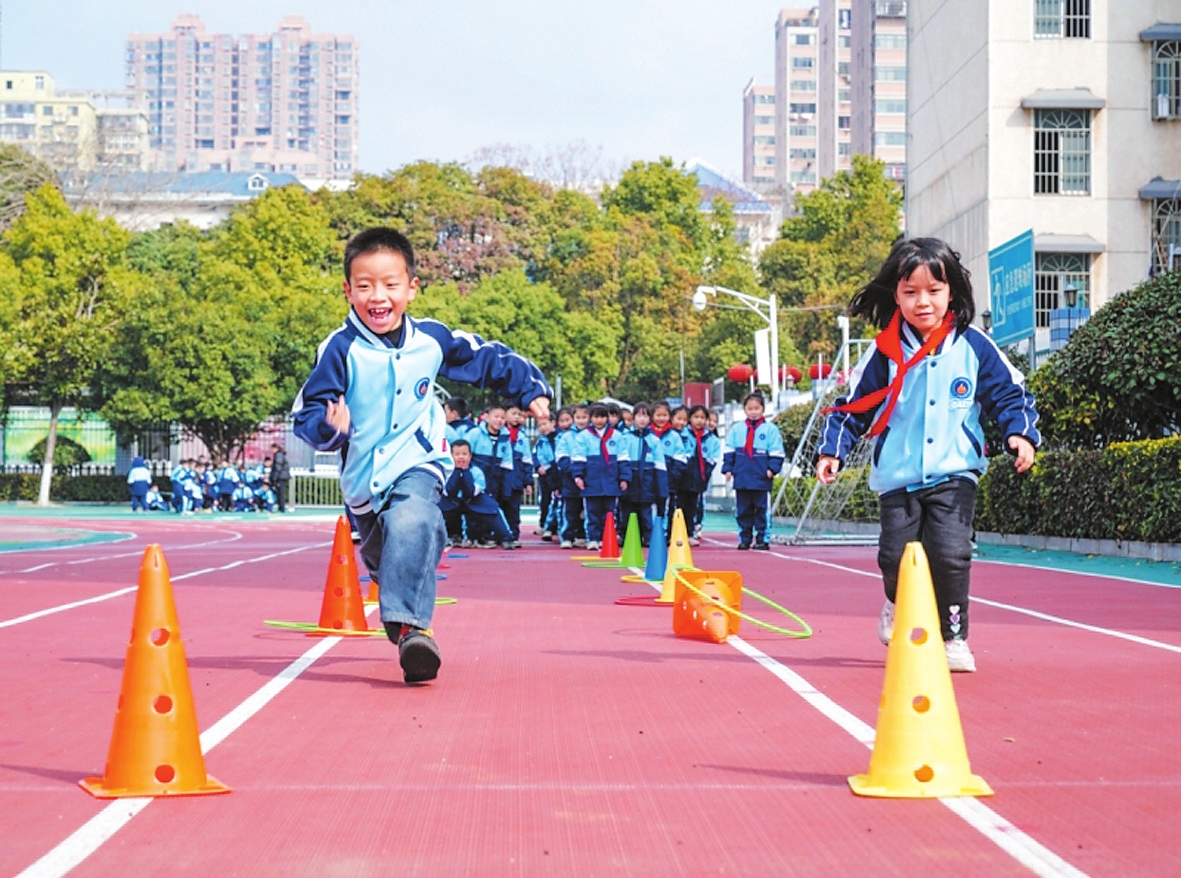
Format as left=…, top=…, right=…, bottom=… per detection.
left=673, top=571, right=742, bottom=643
left=314, top=515, right=370, bottom=635
left=80, top=545, right=229, bottom=798
left=599, top=511, right=620, bottom=560
left=849, top=542, right=992, bottom=798
left=366, top=576, right=379, bottom=604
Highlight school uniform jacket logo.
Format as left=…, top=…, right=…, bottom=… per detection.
left=950, top=377, right=974, bottom=408
left=414, top=377, right=431, bottom=400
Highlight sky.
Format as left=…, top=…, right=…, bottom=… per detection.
left=1, top=0, right=780, bottom=179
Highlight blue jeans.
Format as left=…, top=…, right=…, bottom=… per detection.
left=355, top=469, right=447, bottom=631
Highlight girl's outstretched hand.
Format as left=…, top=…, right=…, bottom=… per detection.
left=816, top=455, right=841, bottom=485
left=1008, top=435, right=1036, bottom=473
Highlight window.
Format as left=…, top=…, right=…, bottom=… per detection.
left=838, top=142, right=852, bottom=156
left=790, top=103, right=817, bottom=114
left=838, top=9, right=851, bottom=29
left=35, top=75, right=44, bottom=90
left=1151, top=199, right=1181, bottom=273
left=875, top=34, right=907, bottom=50
left=838, top=116, right=851, bottom=129
left=755, top=93, right=776, bottom=104
left=1153, top=41, right=1181, bottom=119
left=795, top=34, right=815, bottom=45
left=838, top=62, right=851, bottom=77
left=757, top=156, right=775, bottom=166
left=753, top=135, right=776, bottom=145
left=792, top=57, right=814, bottom=69
left=755, top=114, right=775, bottom=125
left=876, top=99, right=907, bottom=114
left=876, top=66, right=907, bottom=81
left=790, top=125, right=817, bottom=137
left=1034, top=253, right=1089, bottom=328
left=874, top=131, right=907, bottom=146
left=791, top=170, right=817, bottom=183
left=839, top=35, right=851, bottom=48
left=790, top=79, right=817, bottom=91
left=1035, top=0, right=1090, bottom=39
left=790, top=147, right=816, bottom=159
left=1034, top=109, right=1090, bottom=195
left=42, top=106, right=53, bottom=116
left=838, top=88, right=851, bottom=104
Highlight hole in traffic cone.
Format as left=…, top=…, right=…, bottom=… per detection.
left=672, top=571, right=742, bottom=643
left=80, top=544, right=230, bottom=798
left=848, top=542, right=992, bottom=798
left=666, top=509, right=694, bottom=570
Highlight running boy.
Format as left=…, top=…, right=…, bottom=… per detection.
left=293, top=227, right=551, bottom=684
left=722, top=392, right=785, bottom=550
left=816, top=237, right=1038, bottom=673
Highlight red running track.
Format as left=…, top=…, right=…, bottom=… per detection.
left=0, top=516, right=1178, bottom=876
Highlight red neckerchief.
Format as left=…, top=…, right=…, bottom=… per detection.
left=650, top=422, right=671, bottom=437
left=591, top=425, right=615, bottom=463
left=744, top=418, right=765, bottom=457
left=690, top=427, right=707, bottom=478
left=826, top=310, right=956, bottom=437
left=508, top=426, right=519, bottom=445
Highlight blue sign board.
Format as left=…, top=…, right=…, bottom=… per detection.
left=987, top=229, right=1035, bottom=347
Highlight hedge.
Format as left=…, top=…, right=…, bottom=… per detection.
left=0, top=474, right=130, bottom=503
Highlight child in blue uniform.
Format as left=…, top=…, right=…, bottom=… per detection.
left=619, top=402, right=668, bottom=546
left=293, top=227, right=551, bottom=684
left=216, top=459, right=239, bottom=511
left=555, top=403, right=590, bottom=548
left=127, top=455, right=151, bottom=512
left=232, top=481, right=255, bottom=511
left=677, top=405, right=719, bottom=546
left=502, top=403, right=532, bottom=546
left=532, top=413, right=559, bottom=541
left=649, top=402, right=685, bottom=543
left=722, top=393, right=785, bottom=550
left=441, top=440, right=514, bottom=549
left=816, top=237, right=1038, bottom=673
left=571, top=403, right=629, bottom=550
left=444, top=396, right=477, bottom=444
left=467, top=404, right=514, bottom=545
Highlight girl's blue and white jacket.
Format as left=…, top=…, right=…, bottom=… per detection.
left=722, top=419, right=786, bottom=491
left=554, top=426, right=583, bottom=496
left=292, top=310, right=552, bottom=514
left=651, top=425, right=687, bottom=488
left=621, top=427, right=669, bottom=503
left=571, top=426, right=630, bottom=497
left=817, top=322, right=1040, bottom=496
left=679, top=428, right=721, bottom=493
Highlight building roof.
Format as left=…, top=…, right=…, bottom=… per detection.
left=79, top=170, right=304, bottom=196
left=1140, top=23, right=1181, bottom=41
left=686, top=159, right=771, bottom=216
left=1138, top=177, right=1181, bottom=199
left=1020, top=88, right=1106, bottom=109
left=1034, top=233, right=1105, bottom=254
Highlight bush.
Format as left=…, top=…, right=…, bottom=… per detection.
left=27, top=436, right=92, bottom=473
left=975, top=437, right=1181, bottom=543
left=0, top=473, right=131, bottom=503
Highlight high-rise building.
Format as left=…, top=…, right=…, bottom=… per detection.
left=817, top=0, right=854, bottom=182
left=850, top=0, right=907, bottom=184
left=124, top=15, right=359, bottom=179
left=742, top=79, right=777, bottom=184
left=907, top=0, right=1181, bottom=355
left=775, top=8, right=821, bottom=191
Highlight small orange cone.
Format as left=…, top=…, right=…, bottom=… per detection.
left=599, top=511, right=620, bottom=560
left=673, top=571, right=742, bottom=643
left=81, top=545, right=229, bottom=798
left=315, top=516, right=370, bottom=635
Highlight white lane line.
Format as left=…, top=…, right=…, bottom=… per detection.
left=758, top=547, right=1181, bottom=655
left=975, top=558, right=1181, bottom=590
left=636, top=565, right=1088, bottom=877
left=0, top=543, right=329, bottom=630
left=64, top=531, right=245, bottom=566
left=16, top=563, right=56, bottom=573
left=15, top=623, right=352, bottom=878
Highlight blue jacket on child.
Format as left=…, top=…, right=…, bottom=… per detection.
left=445, top=416, right=478, bottom=445
left=506, top=426, right=533, bottom=493
left=651, top=425, right=686, bottom=489
left=678, top=427, right=720, bottom=493
left=723, top=418, right=787, bottom=491
left=440, top=465, right=502, bottom=516
left=621, top=428, right=668, bottom=503
left=127, top=456, right=151, bottom=493
left=293, top=311, right=551, bottom=514
left=468, top=422, right=515, bottom=499
left=554, top=426, right=583, bottom=497
left=571, top=426, right=630, bottom=497
left=818, top=322, right=1040, bottom=495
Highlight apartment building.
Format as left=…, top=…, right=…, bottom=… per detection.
left=0, top=72, right=99, bottom=171
left=850, top=0, right=908, bottom=184
left=124, top=14, right=359, bottom=178
left=907, top=0, right=1181, bottom=351
left=817, top=0, right=854, bottom=181
left=742, top=79, right=778, bottom=184
left=775, top=8, right=822, bottom=191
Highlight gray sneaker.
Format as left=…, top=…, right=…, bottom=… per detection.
left=878, top=599, right=895, bottom=645
left=944, top=638, right=976, bottom=673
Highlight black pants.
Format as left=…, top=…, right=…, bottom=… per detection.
left=537, top=475, right=556, bottom=533
left=735, top=489, right=769, bottom=544
left=618, top=499, right=653, bottom=545
left=561, top=496, right=585, bottom=542
left=675, top=490, right=702, bottom=536
left=444, top=508, right=510, bottom=543
left=877, top=479, right=976, bottom=642
left=499, top=490, right=522, bottom=540
left=274, top=479, right=289, bottom=512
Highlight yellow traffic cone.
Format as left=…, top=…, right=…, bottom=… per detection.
left=667, top=508, right=694, bottom=569
left=848, top=542, right=992, bottom=798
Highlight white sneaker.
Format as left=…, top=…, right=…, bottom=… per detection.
left=573, top=539, right=587, bottom=549
left=944, top=638, right=977, bottom=673
left=877, top=600, right=895, bottom=645
left=559, top=540, right=573, bottom=549
left=586, top=541, right=600, bottom=551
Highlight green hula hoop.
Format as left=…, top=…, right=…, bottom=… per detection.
left=673, top=569, right=812, bottom=639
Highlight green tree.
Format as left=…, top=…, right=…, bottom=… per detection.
left=0, top=144, right=56, bottom=231
left=1028, top=269, right=1181, bottom=448
left=3, top=185, right=139, bottom=504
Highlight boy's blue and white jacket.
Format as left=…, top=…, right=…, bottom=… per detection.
left=292, top=310, right=552, bottom=514
left=126, top=456, right=151, bottom=491
left=506, top=426, right=533, bottom=492
left=817, top=322, right=1040, bottom=496
left=532, top=432, right=557, bottom=476
left=571, top=426, right=630, bottom=497
left=445, top=416, right=477, bottom=445
left=467, top=422, right=514, bottom=498
left=440, top=465, right=501, bottom=516
left=722, top=418, right=786, bottom=491
left=622, top=427, right=669, bottom=502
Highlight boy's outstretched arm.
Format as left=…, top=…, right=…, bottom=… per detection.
left=420, top=321, right=554, bottom=412
left=292, top=334, right=352, bottom=452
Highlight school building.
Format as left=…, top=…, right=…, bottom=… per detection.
left=907, top=0, right=1181, bottom=350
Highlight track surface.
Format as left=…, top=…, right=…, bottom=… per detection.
left=0, top=512, right=1178, bottom=876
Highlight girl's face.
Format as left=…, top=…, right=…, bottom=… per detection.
left=744, top=399, right=765, bottom=421
left=652, top=408, right=669, bottom=428
left=671, top=411, right=688, bottom=430
left=573, top=408, right=590, bottom=429
left=895, top=263, right=951, bottom=341
left=689, top=410, right=707, bottom=431
left=557, top=412, right=573, bottom=430
left=633, top=410, right=650, bottom=430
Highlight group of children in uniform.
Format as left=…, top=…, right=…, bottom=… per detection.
left=126, top=453, right=280, bottom=513
left=441, top=391, right=788, bottom=553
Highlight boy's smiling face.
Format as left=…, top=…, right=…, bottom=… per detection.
left=344, top=248, right=420, bottom=335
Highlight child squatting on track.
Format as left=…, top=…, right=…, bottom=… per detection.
left=293, top=227, right=552, bottom=685
left=815, top=237, right=1039, bottom=674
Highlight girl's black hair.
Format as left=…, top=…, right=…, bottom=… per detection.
left=687, top=404, right=709, bottom=420
left=743, top=391, right=766, bottom=408
left=588, top=403, right=610, bottom=418
left=632, top=402, right=652, bottom=416
left=651, top=401, right=671, bottom=414
left=848, top=237, right=975, bottom=332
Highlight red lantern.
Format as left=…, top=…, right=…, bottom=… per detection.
left=727, top=363, right=755, bottom=382
left=781, top=365, right=802, bottom=383
left=808, top=362, right=833, bottom=380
